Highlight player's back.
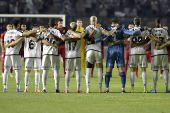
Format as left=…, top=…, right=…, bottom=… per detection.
left=4, top=29, right=23, bottom=55
left=41, top=28, right=61, bottom=55
left=65, top=32, right=81, bottom=58
left=84, top=25, right=105, bottom=52
left=151, top=28, right=170, bottom=56
left=129, top=27, right=149, bottom=55
left=24, top=32, right=41, bottom=58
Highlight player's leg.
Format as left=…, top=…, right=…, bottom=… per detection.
left=140, top=55, right=148, bottom=92
left=125, top=50, right=129, bottom=76
left=24, top=58, right=33, bottom=92
left=41, top=55, right=50, bottom=92
left=96, top=51, right=103, bottom=93
left=3, top=56, right=11, bottom=92
left=1, top=52, right=5, bottom=77
left=150, top=56, right=159, bottom=93
left=135, top=65, right=138, bottom=78
left=71, top=67, right=75, bottom=77
left=50, top=55, right=60, bottom=92
left=12, top=55, right=23, bottom=92
left=9, top=67, right=13, bottom=77
left=117, top=52, right=126, bottom=93
left=105, top=67, right=113, bottom=93
left=61, top=45, right=66, bottom=77
left=129, top=55, right=138, bottom=93
left=160, top=55, right=170, bottom=92
left=85, top=50, right=95, bottom=93
left=34, top=58, right=41, bottom=92
left=81, top=46, right=86, bottom=77
left=74, top=58, right=83, bottom=93
left=65, top=58, right=73, bottom=93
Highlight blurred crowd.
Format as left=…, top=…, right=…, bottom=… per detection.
left=0, top=0, right=170, bottom=28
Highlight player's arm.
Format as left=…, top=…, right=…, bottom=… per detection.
left=4, top=37, right=24, bottom=48
left=148, top=34, right=163, bottom=44
left=95, top=35, right=108, bottom=43
left=49, top=33, right=61, bottom=41
left=22, top=30, right=38, bottom=37
left=67, top=30, right=83, bottom=38
left=1, top=39, right=5, bottom=52
left=123, top=29, right=141, bottom=36
left=103, top=27, right=117, bottom=36
left=41, top=39, right=58, bottom=48
left=60, top=35, right=80, bottom=41
left=131, top=37, right=150, bottom=48
left=108, top=35, right=129, bottom=47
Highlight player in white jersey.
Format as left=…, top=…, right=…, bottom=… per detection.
left=128, top=16, right=152, bottom=93
left=149, top=19, right=170, bottom=93
left=23, top=24, right=57, bottom=92
left=68, top=16, right=118, bottom=93
left=60, top=22, right=82, bottom=93
left=3, top=18, right=39, bottom=92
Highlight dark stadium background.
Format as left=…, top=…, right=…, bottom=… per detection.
left=0, top=0, right=170, bottom=31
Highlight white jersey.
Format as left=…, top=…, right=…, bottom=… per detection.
left=40, top=28, right=62, bottom=56
left=4, top=29, right=23, bottom=55
left=24, top=32, right=41, bottom=58
left=151, top=28, right=170, bottom=56
left=83, top=25, right=105, bottom=52
left=129, top=27, right=150, bottom=55
left=65, top=32, right=81, bottom=58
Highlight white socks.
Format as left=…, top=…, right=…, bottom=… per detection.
left=42, top=70, right=48, bottom=90
left=142, top=72, right=147, bottom=90
left=97, top=68, right=103, bottom=91
left=130, top=72, right=135, bottom=90
left=54, top=70, right=60, bottom=90
left=25, top=72, right=30, bottom=90
left=3, top=69, right=10, bottom=89
left=86, top=68, right=92, bottom=91
left=163, top=70, right=169, bottom=90
left=153, top=70, right=158, bottom=90
left=65, top=71, right=70, bottom=90
left=15, top=70, right=21, bottom=89
left=35, top=72, right=40, bottom=90
left=76, top=71, right=81, bottom=90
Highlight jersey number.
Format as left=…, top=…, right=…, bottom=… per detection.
left=132, top=36, right=142, bottom=43
left=29, top=40, right=35, bottom=49
left=7, top=39, right=15, bottom=48
left=68, top=41, right=77, bottom=50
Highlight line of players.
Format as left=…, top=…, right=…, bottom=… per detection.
left=1, top=16, right=170, bottom=93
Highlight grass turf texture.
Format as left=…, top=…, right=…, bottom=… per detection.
left=0, top=62, right=170, bottom=113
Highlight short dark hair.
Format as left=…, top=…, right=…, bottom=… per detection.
left=49, top=19, right=56, bottom=27
left=21, top=23, right=26, bottom=26
left=58, top=18, right=63, bottom=22
left=155, top=18, right=161, bottom=24
left=33, top=24, right=39, bottom=28
left=112, top=20, right=118, bottom=24
left=134, top=16, right=141, bottom=26
left=12, top=18, right=20, bottom=27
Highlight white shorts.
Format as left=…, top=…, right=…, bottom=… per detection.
left=65, top=58, right=81, bottom=72
left=129, top=55, right=148, bottom=68
left=151, top=55, right=169, bottom=70
left=41, top=55, right=60, bottom=70
left=25, top=58, right=41, bottom=70
left=4, top=55, right=21, bottom=70
left=86, top=50, right=102, bottom=64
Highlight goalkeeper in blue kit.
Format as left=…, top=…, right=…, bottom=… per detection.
left=95, top=20, right=140, bottom=93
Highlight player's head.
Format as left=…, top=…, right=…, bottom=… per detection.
left=128, top=24, right=134, bottom=29
left=21, top=24, right=27, bottom=31
left=111, top=20, right=118, bottom=26
left=49, top=19, right=56, bottom=27
left=70, top=22, right=77, bottom=31
left=39, top=25, right=44, bottom=30
left=155, top=18, right=162, bottom=28
left=76, top=19, right=83, bottom=28
left=133, top=16, right=141, bottom=26
left=6, top=24, right=12, bottom=31
left=57, top=19, right=63, bottom=28
left=90, top=16, right=97, bottom=25
left=163, top=26, right=168, bottom=30
left=12, top=18, right=20, bottom=29
left=32, top=24, right=39, bottom=30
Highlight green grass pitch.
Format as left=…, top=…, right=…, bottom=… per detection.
left=0, top=61, right=170, bottom=113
